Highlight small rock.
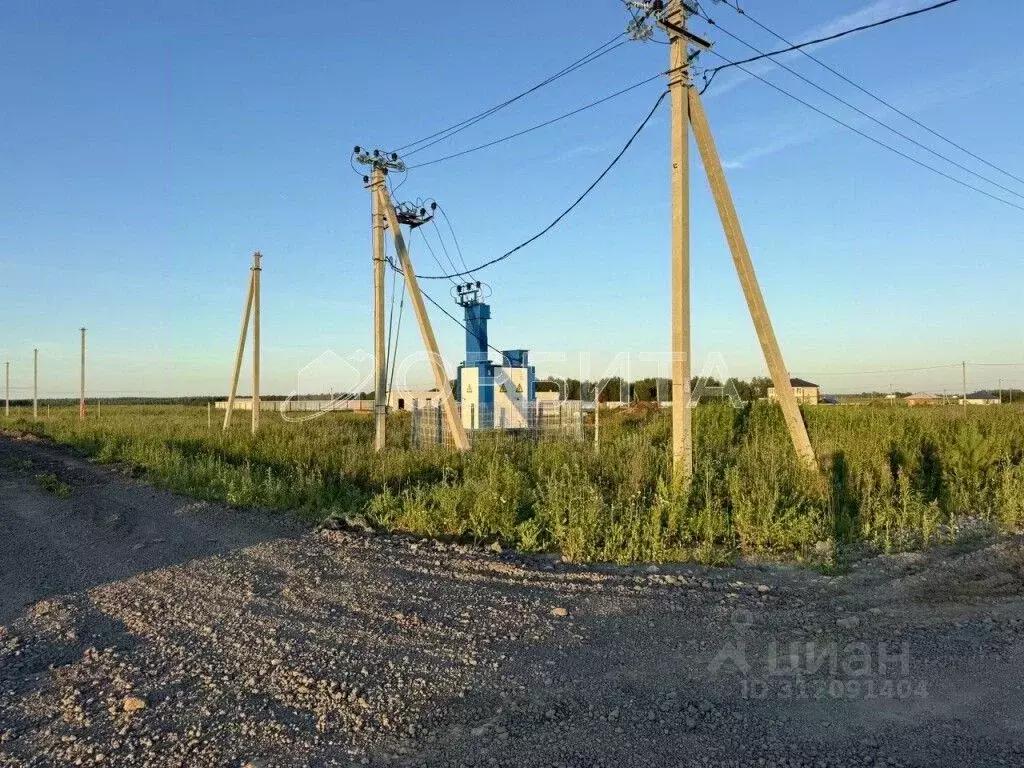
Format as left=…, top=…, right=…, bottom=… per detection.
left=837, top=616, right=861, bottom=630
left=757, top=585, right=771, bottom=593
left=122, top=696, right=147, bottom=714
left=550, top=607, right=568, bottom=618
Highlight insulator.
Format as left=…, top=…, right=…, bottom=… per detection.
left=391, top=152, right=398, bottom=161
left=430, top=202, right=437, bottom=210
left=354, top=145, right=361, bottom=153
left=373, top=149, right=380, bottom=157
left=419, top=208, right=426, bottom=216
left=363, top=175, right=369, bottom=184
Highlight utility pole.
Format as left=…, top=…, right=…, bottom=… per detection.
left=79, top=328, right=86, bottom=420
left=356, top=146, right=471, bottom=453
left=4, top=362, right=9, bottom=418
left=33, top=348, right=38, bottom=420
left=594, top=382, right=602, bottom=453
left=962, top=360, right=967, bottom=412
left=634, top=2, right=816, bottom=471
left=369, top=163, right=389, bottom=452
left=667, top=0, right=692, bottom=482
left=252, top=251, right=262, bottom=435
left=223, top=252, right=261, bottom=432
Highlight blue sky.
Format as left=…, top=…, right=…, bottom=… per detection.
left=1, top=0, right=1022, bottom=398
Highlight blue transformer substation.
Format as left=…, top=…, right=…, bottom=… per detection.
left=453, top=282, right=535, bottom=430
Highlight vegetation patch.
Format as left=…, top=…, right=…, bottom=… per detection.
left=9, top=403, right=1024, bottom=565
left=35, top=472, right=72, bottom=499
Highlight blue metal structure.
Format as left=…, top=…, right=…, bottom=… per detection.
left=454, top=283, right=535, bottom=430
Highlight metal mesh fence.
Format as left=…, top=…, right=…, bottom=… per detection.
left=411, top=402, right=584, bottom=449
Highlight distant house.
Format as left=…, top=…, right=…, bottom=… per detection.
left=966, top=391, right=1000, bottom=406
left=905, top=393, right=941, bottom=407
left=388, top=389, right=441, bottom=411
left=767, top=378, right=820, bottom=405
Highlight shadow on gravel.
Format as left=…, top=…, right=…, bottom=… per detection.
left=0, top=435, right=302, bottom=626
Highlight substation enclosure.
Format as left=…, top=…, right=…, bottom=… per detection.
left=453, top=283, right=536, bottom=430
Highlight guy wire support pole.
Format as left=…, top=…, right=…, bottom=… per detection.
left=355, top=147, right=406, bottom=452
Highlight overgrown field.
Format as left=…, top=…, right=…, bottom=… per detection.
left=5, top=403, right=1024, bottom=566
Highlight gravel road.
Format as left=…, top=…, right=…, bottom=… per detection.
left=2, top=433, right=1023, bottom=767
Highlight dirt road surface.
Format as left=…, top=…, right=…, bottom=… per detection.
left=2, top=433, right=1023, bottom=767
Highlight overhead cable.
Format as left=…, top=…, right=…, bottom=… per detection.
left=393, top=89, right=668, bottom=280
left=394, top=33, right=628, bottom=157
left=703, top=49, right=1024, bottom=214
left=408, top=73, right=664, bottom=169
left=699, top=9, right=1024, bottom=202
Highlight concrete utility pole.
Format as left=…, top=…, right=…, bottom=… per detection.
left=79, top=328, right=86, bottom=420
left=962, top=360, right=967, bottom=412
left=370, top=166, right=388, bottom=452
left=667, top=0, right=693, bottom=481
left=33, top=348, right=38, bottom=420
left=252, top=251, right=262, bottom=435
left=688, top=89, right=816, bottom=470
left=376, top=184, right=471, bottom=452
left=223, top=253, right=261, bottom=432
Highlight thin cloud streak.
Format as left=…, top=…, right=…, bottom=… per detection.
left=703, top=0, right=922, bottom=98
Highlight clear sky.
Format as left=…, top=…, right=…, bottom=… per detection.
left=2, top=0, right=1022, bottom=399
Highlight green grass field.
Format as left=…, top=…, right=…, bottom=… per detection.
left=5, top=402, right=1024, bottom=566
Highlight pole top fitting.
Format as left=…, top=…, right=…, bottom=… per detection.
left=354, top=146, right=407, bottom=174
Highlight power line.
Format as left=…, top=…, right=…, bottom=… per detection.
left=397, top=269, right=504, bottom=357
left=704, top=0, right=963, bottom=76
left=415, top=227, right=460, bottom=288
left=801, top=363, right=961, bottom=377
left=702, top=48, right=1024, bottom=214
left=698, top=9, right=1024, bottom=202
left=435, top=203, right=476, bottom=281
left=395, top=89, right=668, bottom=280
left=430, top=217, right=461, bottom=280
left=408, top=72, right=663, bottom=170
left=712, top=0, right=1023, bottom=189
left=394, top=33, right=628, bottom=157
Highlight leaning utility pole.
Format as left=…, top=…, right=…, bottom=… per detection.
left=79, top=328, right=86, bottom=420
left=635, top=0, right=817, bottom=472
left=223, top=252, right=263, bottom=434
left=688, top=90, right=816, bottom=469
